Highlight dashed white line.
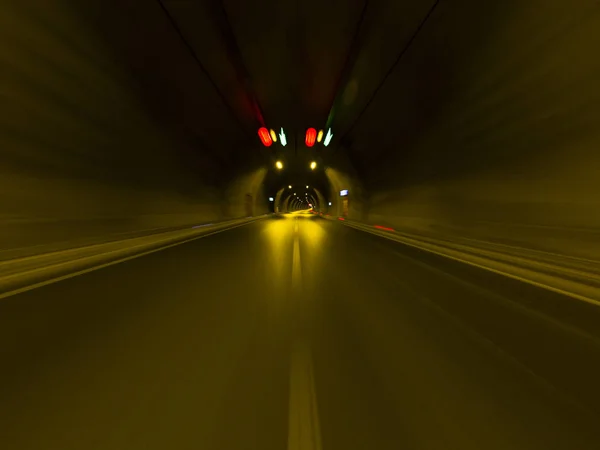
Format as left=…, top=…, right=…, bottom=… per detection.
left=288, top=226, right=322, bottom=450
left=288, top=342, right=322, bottom=450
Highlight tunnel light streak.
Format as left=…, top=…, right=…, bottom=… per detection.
left=192, top=223, right=214, bottom=228
left=305, top=128, right=317, bottom=147
left=340, top=189, right=348, bottom=196
left=324, top=128, right=333, bottom=146
left=258, top=127, right=273, bottom=147
left=374, top=225, right=395, bottom=232
left=338, top=217, right=345, bottom=221
left=276, top=161, right=284, bottom=170
left=270, top=129, right=277, bottom=142
left=317, top=129, right=324, bottom=143
left=310, top=161, right=317, bottom=170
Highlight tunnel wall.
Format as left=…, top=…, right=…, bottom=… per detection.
left=223, top=168, right=269, bottom=218
left=359, top=1, right=600, bottom=259
left=311, top=188, right=326, bottom=212
left=325, top=149, right=367, bottom=219
left=0, top=2, right=260, bottom=253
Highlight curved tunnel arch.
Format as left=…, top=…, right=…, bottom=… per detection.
left=276, top=186, right=326, bottom=212
left=259, top=150, right=365, bottom=218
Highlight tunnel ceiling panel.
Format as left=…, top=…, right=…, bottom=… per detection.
left=86, top=0, right=259, bottom=169
left=326, top=0, right=436, bottom=148
left=222, top=0, right=365, bottom=131
left=85, top=0, right=468, bottom=185
left=162, top=0, right=259, bottom=133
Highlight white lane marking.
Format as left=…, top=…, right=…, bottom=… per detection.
left=0, top=220, right=259, bottom=300
left=288, top=231, right=322, bottom=450
left=288, top=342, right=322, bottom=450
left=292, top=234, right=301, bottom=288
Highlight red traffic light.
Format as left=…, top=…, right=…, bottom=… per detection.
left=258, top=127, right=273, bottom=147
left=305, top=128, right=317, bottom=147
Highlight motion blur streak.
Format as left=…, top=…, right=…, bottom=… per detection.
left=1, top=0, right=600, bottom=449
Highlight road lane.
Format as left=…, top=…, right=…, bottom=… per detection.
left=0, top=218, right=294, bottom=450
left=301, top=216, right=600, bottom=449
left=1, top=212, right=599, bottom=449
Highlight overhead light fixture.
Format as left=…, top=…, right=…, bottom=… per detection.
left=275, top=161, right=283, bottom=170
left=305, top=128, right=317, bottom=147
left=268, top=197, right=274, bottom=201
left=324, top=128, right=333, bottom=146
left=310, top=161, right=317, bottom=170
left=279, top=127, right=287, bottom=146
left=258, top=127, right=272, bottom=147
left=288, top=185, right=292, bottom=189
left=306, top=185, right=309, bottom=188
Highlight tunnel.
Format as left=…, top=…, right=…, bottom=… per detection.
left=2, top=1, right=600, bottom=449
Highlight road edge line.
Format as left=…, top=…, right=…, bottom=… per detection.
left=0, top=219, right=261, bottom=300
left=341, top=222, right=600, bottom=308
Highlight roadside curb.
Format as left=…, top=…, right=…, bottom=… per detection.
left=0, top=215, right=269, bottom=299
left=322, top=213, right=600, bottom=306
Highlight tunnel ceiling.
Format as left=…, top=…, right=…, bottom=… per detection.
left=87, top=0, right=460, bottom=192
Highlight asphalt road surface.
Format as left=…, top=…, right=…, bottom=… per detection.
left=2, top=211, right=600, bottom=449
